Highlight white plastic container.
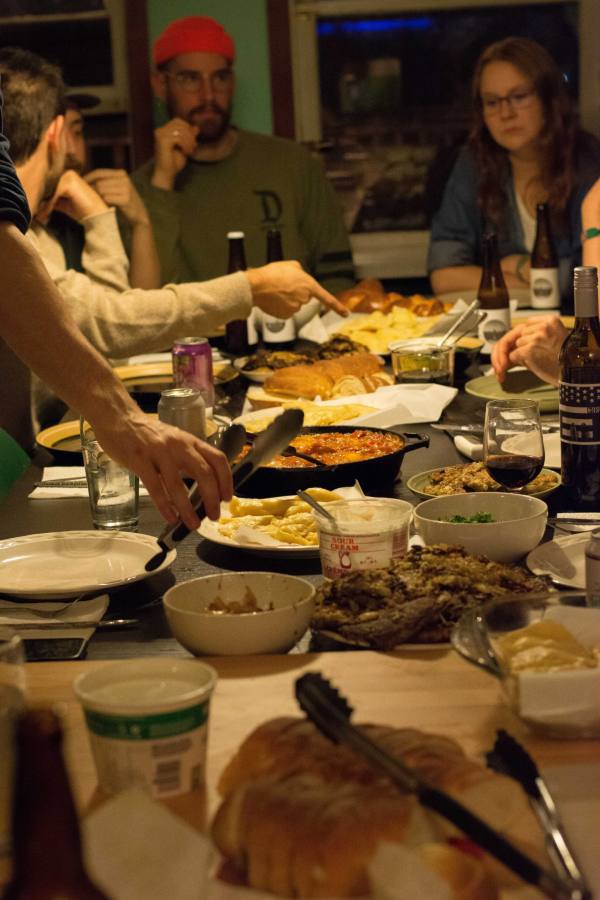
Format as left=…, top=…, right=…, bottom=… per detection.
left=74, top=658, right=216, bottom=798
left=313, top=498, right=413, bottom=580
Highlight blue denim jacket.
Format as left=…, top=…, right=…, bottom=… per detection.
left=427, top=139, right=600, bottom=312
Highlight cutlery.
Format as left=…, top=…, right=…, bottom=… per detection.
left=432, top=422, right=558, bottom=435
left=0, top=618, right=138, bottom=630
left=295, top=672, right=584, bottom=900
left=487, top=730, right=589, bottom=895
left=145, top=410, right=305, bottom=572
left=33, top=477, right=88, bottom=489
left=297, top=490, right=336, bottom=521
left=436, top=299, right=483, bottom=346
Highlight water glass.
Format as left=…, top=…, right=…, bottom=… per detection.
left=0, top=632, right=25, bottom=860
left=80, top=419, right=139, bottom=530
left=390, top=340, right=454, bottom=385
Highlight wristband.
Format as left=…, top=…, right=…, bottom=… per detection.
left=583, top=227, right=600, bottom=241
left=515, top=254, right=529, bottom=284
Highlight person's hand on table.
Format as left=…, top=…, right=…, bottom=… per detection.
left=91, top=411, right=233, bottom=529
left=151, top=118, right=199, bottom=191
left=84, top=169, right=150, bottom=226
left=491, top=315, right=566, bottom=386
left=246, top=260, right=349, bottom=319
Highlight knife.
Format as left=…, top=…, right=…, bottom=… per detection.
left=0, top=618, right=139, bottom=630
left=145, top=410, right=305, bottom=571
left=295, top=673, right=586, bottom=900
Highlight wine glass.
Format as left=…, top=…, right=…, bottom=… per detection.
left=483, top=399, right=545, bottom=490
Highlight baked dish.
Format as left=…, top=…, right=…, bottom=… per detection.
left=212, top=716, right=541, bottom=898
left=238, top=430, right=405, bottom=470
left=425, top=462, right=558, bottom=496
left=263, top=352, right=393, bottom=401
left=312, top=544, right=551, bottom=647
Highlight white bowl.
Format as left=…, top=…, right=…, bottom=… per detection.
left=163, top=572, right=316, bottom=656
left=413, top=492, right=548, bottom=563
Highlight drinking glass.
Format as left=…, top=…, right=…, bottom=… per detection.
left=0, top=631, right=25, bottom=859
left=80, top=419, right=139, bottom=530
left=390, top=340, right=454, bottom=385
left=483, top=399, right=545, bottom=490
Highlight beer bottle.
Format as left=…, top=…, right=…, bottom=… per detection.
left=224, top=231, right=257, bottom=355
left=559, top=265, right=600, bottom=509
left=530, top=203, right=560, bottom=310
left=477, top=232, right=511, bottom=354
left=5, top=708, right=109, bottom=899
left=261, top=229, right=296, bottom=350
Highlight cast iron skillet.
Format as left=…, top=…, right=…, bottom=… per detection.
left=237, top=426, right=429, bottom=498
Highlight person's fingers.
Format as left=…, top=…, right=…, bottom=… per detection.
left=189, top=441, right=234, bottom=504
left=134, top=462, right=179, bottom=525
left=304, top=277, right=349, bottom=316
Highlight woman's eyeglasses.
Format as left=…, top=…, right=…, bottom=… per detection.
left=481, top=88, right=536, bottom=116
left=163, top=68, right=233, bottom=94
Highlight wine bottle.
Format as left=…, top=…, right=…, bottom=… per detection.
left=224, top=231, right=257, bottom=355
left=4, top=709, right=109, bottom=899
left=559, top=266, right=600, bottom=509
left=530, top=203, right=560, bottom=310
left=477, top=232, right=511, bottom=354
left=261, top=229, right=296, bottom=350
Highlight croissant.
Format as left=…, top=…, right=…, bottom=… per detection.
left=212, top=718, right=539, bottom=898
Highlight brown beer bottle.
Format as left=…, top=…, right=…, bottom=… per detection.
left=530, top=203, right=560, bottom=310
left=4, top=709, right=110, bottom=900
left=261, top=229, right=296, bottom=349
left=224, top=231, right=257, bottom=355
left=559, top=265, right=600, bottom=509
left=477, top=232, right=511, bottom=354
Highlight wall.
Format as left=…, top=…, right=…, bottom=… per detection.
left=147, top=0, right=273, bottom=134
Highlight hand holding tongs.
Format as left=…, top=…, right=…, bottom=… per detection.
left=295, top=673, right=590, bottom=900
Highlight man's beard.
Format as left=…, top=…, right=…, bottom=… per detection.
left=169, top=99, right=231, bottom=144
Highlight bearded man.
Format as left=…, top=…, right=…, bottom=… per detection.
left=132, top=15, right=354, bottom=293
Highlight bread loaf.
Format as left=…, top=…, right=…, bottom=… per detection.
left=212, top=717, right=540, bottom=897
left=264, top=353, right=385, bottom=401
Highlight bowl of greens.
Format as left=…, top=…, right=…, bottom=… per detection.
left=413, top=492, right=548, bottom=563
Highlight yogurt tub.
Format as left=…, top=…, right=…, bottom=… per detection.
left=313, top=498, right=413, bottom=580
left=74, top=658, right=217, bottom=798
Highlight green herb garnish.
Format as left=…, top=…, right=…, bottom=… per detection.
left=446, top=512, right=495, bottom=523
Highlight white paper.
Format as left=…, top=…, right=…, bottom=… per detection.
left=28, top=467, right=149, bottom=499
left=454, top=431, right=560, bottom=467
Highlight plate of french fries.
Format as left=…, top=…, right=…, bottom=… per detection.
left=199, top=486, right=366, bottom=556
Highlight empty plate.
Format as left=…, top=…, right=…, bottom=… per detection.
left=0, top=531, right=176, bottom=599
left=526, top=532, right=589, bottom=589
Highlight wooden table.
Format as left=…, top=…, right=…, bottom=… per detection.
left=15, top=651, right=600, bottom=898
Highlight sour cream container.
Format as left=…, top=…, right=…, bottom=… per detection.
left=313, top=498, right=413, bottom=580
left=74, top=658, right=216, bottom=798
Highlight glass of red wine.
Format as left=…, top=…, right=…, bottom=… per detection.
left=483, top=399, right=545, bottom=490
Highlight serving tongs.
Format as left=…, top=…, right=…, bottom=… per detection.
left=295, top=672, right=587, bottom=900
left=145, top=409, right=305, bottom=571
left=487, top=730, right=590, bottom=898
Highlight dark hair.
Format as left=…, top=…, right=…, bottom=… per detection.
left=0, top=47, right=65, bottom=164
left=468, top=37, right=576, bottom=227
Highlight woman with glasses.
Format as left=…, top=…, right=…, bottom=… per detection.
left=427, top=36, right=600, bottom=311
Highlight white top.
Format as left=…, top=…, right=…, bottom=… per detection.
left=514, top=186, right=536, bottom=252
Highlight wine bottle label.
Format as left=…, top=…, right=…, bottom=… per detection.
left=530, top=268, right=560, bottom=309
left=477, top=307, right=511, bottom=354
left=262, top=313, right=296, bottom=343
left=559, top=381, right=600, bottom=444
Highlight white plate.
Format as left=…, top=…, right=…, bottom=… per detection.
left=526, top=532, right=589, bottom=588
left=199, top=515, right=320, bottom=558
left=0, top=531, right=176, bottom=599
left=232, top=357, right=270, bottom=384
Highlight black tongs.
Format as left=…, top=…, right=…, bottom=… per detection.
left=295, top=673, right=589, bottom=900
left=145, top=409, right=305, bottom=571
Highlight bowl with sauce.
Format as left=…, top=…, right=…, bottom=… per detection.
left=452, top=593, right=600, bottom=738
left=163, top=572, right=316, bottom=656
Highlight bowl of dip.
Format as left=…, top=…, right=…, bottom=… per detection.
left=163, top=572, right=316, bottom=656
left=452, top=593, right=600, bottom=738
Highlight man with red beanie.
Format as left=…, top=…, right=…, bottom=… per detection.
left=132, top=15, right=354, bottom=294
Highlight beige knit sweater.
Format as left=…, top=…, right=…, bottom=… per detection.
left=27, top=208, right=252, bottom=359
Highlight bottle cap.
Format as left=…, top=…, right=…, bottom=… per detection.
left=227, top=231, right=245, bottom=239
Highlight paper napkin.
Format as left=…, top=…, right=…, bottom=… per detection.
left=0, top=593, right=109, bottom=641
left=28, top=467, right=149, bottom=500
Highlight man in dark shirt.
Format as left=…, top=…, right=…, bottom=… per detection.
left=0, top=100, right=232, bottom=528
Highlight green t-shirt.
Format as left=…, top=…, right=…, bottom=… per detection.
left=132, top=129, right=354, bottom=294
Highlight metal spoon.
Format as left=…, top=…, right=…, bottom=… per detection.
left=297, top=490, right=336, bottom=521
left=436, top=299, right=483, bottom=346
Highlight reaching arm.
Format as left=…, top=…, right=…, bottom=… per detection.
left=491, top=315, right=566, bottom=386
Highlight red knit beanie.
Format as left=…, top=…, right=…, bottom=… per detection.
left=153, top=16, right=236, bottom=66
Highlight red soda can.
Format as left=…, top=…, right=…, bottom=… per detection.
left=171, top=337, right=214, bottom=408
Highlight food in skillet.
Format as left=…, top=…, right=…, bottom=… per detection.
left=212, top=715, right=540, bottom=898
left=236, top=430, right=404, bottom=469
left=424, top=462, right=559, bottom=496
left=311, top=544, right=551, bottom=647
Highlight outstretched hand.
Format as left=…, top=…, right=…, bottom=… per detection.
left=246, top=260, right=349, bottom=319
left=491, top=315, right=567, bottom=387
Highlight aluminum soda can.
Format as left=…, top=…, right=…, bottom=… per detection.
left=172, top=337, right=214, bottom=408
left=158, top=387, right=206, bottom=440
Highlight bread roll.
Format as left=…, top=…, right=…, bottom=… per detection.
left=213, top=718, right=540, bottom=897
